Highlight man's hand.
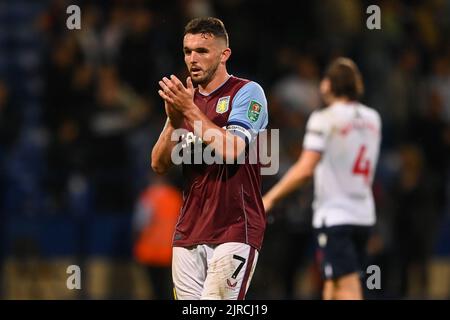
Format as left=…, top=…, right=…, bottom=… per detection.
left=262, top=195, right=275, bottom=214
left=158, top=75, right=195, bottom=113
left=165, top=100, right=183, bottom=128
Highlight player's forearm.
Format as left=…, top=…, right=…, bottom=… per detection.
left=265, top=150, right=320, bottom=207
left=151, top=119, right=177, bottom=175
left=265, top=162, right=312, bottom=205
left=183, top=104, right=245, bottom=160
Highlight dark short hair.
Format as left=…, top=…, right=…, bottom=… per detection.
left=184, top=17, right=229, bottom=46
left=324, top=57, right=364, bottom=100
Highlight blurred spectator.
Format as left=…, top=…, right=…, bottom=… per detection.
left=132, top=174, right=182, bottom=300
left=117, top=8, right=159, bottom=95
left=43, top=35, right=87, bottom=211
left=277, top=190, right=317, bottom=299
left=269, top=54, right=321, bottom=178
left=272, top=54, right=321, bottom=117
left=0, top=81, right=21, bottom=153
left=390, top=145, right=440, bottom=298
left=101, top=5, right=128, bottom=64
left=88, top=65, right=149, bottom=212
left=0, top=81, right=21, bottom=216
left=75, top=5, right=103, bottom=67
left=411, top=89, right=450, bottom=214
left=428, top=55, right=450, bottom=123
left=385, top=48, right=422, bottom=143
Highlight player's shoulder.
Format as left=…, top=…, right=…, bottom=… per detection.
left=358, top=103, right=381, bottom=124
left=232, top=78, right=267, bottom=109
left=306, top=108, right=333, bottom=129
left=310, top=106, right=334, bottom=120
left=234, top=77, right=266, bottom=96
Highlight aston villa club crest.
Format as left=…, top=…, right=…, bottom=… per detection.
left=216, top=96, right=230, bottom=114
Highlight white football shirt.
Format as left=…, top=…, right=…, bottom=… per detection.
left=303, top=101, right=382, bottom=228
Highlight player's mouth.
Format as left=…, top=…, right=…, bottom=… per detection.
left=190, top=66, right=202, bottom=76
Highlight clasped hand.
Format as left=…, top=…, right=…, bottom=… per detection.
left=158, top=75, right=195, bottom=114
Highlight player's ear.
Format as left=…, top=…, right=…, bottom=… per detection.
left=221, top=48, right=231, bottom=63
left=320, top=78, right=331, bottom=95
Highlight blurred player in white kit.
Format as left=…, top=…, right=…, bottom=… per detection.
left=263, top=57, right=381, bottom=300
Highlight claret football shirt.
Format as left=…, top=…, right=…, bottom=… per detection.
left=174, top=76, right=268, bottom=251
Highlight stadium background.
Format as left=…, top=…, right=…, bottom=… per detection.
left=0, top=0, right=449, bottom=299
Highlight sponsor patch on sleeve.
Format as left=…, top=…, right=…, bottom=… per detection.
left=247, top=100, right=262, bottom=122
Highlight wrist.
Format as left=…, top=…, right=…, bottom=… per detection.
left=182, top=102, right=198, bottom=119
left=165, top=118, right=176, bottom=130
left=168, top=118, right=181, bottom=129
left=266, top=192, right=277, bottom=206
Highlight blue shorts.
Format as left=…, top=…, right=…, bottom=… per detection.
left=315, top=225, right=371, bottom=280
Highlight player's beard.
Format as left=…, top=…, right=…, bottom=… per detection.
left=190, top=59, right=221, bottom=87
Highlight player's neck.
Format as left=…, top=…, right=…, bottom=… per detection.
left=198, top=70, right=230, bottom=95
left=329, top=96, right=352, bottom=105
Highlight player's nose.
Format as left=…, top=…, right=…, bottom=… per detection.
left=188, top=51, right=198, bottom=63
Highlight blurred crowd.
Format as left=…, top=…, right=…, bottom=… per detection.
left=0, top=0, right=449, bottom=299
